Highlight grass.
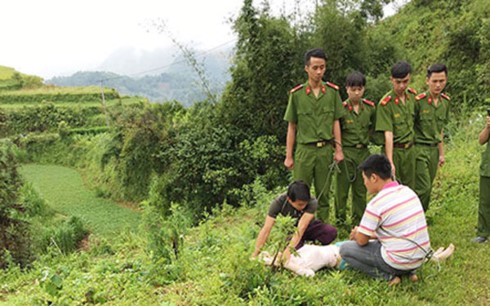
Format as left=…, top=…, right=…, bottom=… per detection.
left=1, top=114, right=490, bottom=305
left=19, top=164, right=141, bottom=238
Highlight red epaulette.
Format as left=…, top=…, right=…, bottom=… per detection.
left=380, top=95, right=391, bottom=106
left=326, top=82, right=339, bottom=90
left=290, top=84, right=304, bottom=93
left=415, top=93, right=427, bottom=101
left=362, top=99, right=375, bottom=107
left=407, top=87, right=418, bottom=95
left=441, top=93, right=451, bottom=101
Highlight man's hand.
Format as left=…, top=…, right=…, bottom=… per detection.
left=390, top=162, right=396, bottom=178
left=284, top=157, right=294, bottom=170
left=438, top=155, right=445, bottom=167
left=349, top=226, right=358, bottom=240
left=334, top=149, right=344, bottom=163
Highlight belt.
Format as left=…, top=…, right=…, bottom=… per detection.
left=416, top=142, right=439, bottom=147
left=343, top=143, right=367, bottom=149
left=393, top=142, right=414, bottom=149
left=305, top=140, right=333, bottom=148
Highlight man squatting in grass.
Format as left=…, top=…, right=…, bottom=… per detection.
left=335, top=71, right=376, bottom=229
left=284, top=48, right=345, bottom=223
left=339, top=154, right=430, bottom=286
left=251, top=180, right=337, bottom=262
left=258, top=156, right=453, bottom=278
left=413, top=64, right=450, bottom=212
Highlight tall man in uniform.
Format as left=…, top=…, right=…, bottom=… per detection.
left=284, top=48, right=345, bottom=222
left=375, top=61, right=417, bottom=189
left=414, top=64, right=451, bottom=212
left=335, top=72, right=376, bottom=227
left=473, top=113, right=490, bottom=243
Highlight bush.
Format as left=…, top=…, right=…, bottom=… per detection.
left=39, top=216, right=89, bottom=254
left=0, top=139, right=34, bottom=268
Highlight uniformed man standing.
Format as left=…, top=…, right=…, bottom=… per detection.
left=414, top=64, right=450, bottom=212
left=335, top=72, right=376, bottom=227
left=375, top=61, right=417, bottom=188
left=473, top=114, right=490, bottom=243
left=284, top=48, right=345, bottom=222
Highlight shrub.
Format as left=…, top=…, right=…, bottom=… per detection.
left=39, top=216, right=89, bottom=254
left=0, top=139, right=34, bottom=268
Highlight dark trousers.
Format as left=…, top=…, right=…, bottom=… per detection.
left=296, top=219, right=337, bottom=249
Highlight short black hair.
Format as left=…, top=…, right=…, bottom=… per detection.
left=346, top=71, right=366, bottom=87
left=391, top=61, right=412, bottom=78
left=287, top=180, right=311, bottom=202
left=304, top=48, right=327, bottom=66
left=427, top=63, right=448, bottom=78
left=359, top=154, right=392, bottom=180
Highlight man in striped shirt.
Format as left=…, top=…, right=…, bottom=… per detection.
left=339, top=154, right=430, bottom=285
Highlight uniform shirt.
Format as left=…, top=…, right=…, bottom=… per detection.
left=268, top=193, right=317, bottom=225
left=414, top=92, right=450, bottom=145
left=340, top=99, right=376, bottom=146
left=358, top=181, right=430, bottom=270
left=375, top=89, right=417, bottom=144
left=480, top=141, right=490, bottom=177
left=284, top=81, right=344, bottom=144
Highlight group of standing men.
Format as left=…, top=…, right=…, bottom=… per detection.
left=252, top=47, right=466, bottom=284
left=284, top=48, right=449, bottom=227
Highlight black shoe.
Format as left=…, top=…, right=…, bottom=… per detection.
left=472, top=236, right=488, bottom=243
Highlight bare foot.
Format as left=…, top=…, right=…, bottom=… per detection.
left=388, top=276, right=401, bottom=286
left=409, top=274, right=418, bottom=283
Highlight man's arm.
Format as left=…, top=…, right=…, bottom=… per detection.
left=438, top=130, right=445, bottom=167
left=384, top=131, right=395, bottom=177
left=282, top=212, right=315, bottom=262
left=333, top=119, right=344, bottom=163
left=284, top=122, right=297, bottom=170
left=252, top=216, right=275, bottom=258
left=349, top=226, right=371, bottom=246
left=479, top=116, right=490, bottom=145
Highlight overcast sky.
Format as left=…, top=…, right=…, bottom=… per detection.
left=1, top=0, right=405, bottom=79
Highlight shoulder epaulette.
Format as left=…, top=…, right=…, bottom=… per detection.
left=380, top=95, right=392, bottom=106
left=326, top=82, right=339, bottom=90
left=290, top=84, right=304, bottom=93
left=362, top=99, right=375, bottom=107
left=408, top=87, right=418, bottom=95
left=441, top=93, right=451, bottom=101
left=415, top=93, right=427, bottom=101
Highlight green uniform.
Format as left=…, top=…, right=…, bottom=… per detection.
left=284, top=81, right=344, bottom=222
left=478, top=138, right=490, bottom=238
left=413, top=92, right=450, bottom=211
left=335, top=98, right=376, bottom=226
left=375, top=88, right=417, bottom=189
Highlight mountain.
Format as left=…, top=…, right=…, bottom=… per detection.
left=47, top=47, right=234, bottom=106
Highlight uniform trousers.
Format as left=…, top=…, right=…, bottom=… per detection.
left=477, top=176, right=490, bottom=238
left=294, top=143, right=334, bottom=222
left=335, top=147, right=370, bottom=226
left=414, top=145, right=439, bottom=211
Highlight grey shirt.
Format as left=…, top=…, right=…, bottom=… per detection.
left=267, top=193, right=317, bottom=225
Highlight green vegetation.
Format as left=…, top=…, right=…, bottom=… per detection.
left=20, top=164, right=141, bottom=237
left=1, top=0, right=490, bottom=304
left=1, top=115, right=489, bottom=304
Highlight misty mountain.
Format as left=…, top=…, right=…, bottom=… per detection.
left=47, top=47, right=234, bottom=106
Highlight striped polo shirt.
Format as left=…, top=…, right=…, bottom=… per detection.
left=358, top=181, right=430, bottom=270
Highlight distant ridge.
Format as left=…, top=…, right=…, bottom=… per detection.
left=47, top=47, right=233, bottom=106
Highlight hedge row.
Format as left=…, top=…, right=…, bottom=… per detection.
left=0, top=86, right=119, bottom=104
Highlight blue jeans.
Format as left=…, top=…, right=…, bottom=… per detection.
left=339, top=240, right=414, bottom=281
